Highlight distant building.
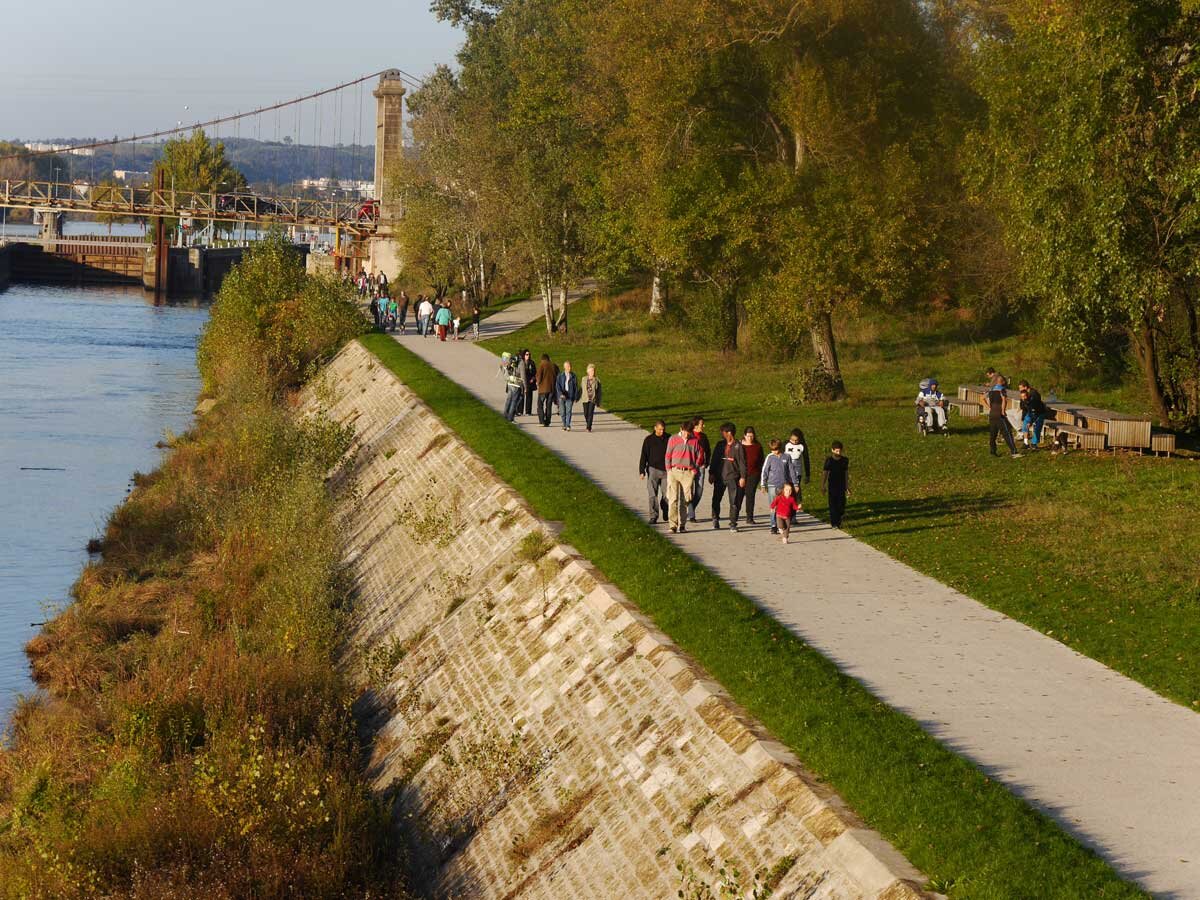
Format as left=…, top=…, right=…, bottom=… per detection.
left=23, top=142, right=95, bottom=158
left=297, top=177, right=374, bottom=197
left=113, top=170, right=150, bottom=184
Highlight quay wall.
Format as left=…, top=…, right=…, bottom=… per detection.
left=0, top=243, right=10, bottom=289
left=297, top=340, right=936, bottom=900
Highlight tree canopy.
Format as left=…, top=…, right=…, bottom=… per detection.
left=404, top=0, right=1200, bottom=423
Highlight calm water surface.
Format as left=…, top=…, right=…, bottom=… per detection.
left=0, top=281, right=207, bottom=725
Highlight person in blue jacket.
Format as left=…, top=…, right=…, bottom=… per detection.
left=555, top=361, right=582, bottom=431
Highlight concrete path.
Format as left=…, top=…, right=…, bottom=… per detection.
left=391, top=296, right=1200, bottom=898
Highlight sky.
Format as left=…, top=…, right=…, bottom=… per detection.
left=0, top=0, right=464, bottom=144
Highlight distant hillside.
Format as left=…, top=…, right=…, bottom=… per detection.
left=2, top=136, right=375, bottom=191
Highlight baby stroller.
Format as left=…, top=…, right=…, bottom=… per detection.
left=916, top=377, right=950, bottom=436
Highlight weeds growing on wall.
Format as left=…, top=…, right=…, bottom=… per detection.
left=0, top=243, right=400, bottom=897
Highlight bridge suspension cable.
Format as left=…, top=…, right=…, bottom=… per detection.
left=0, top=67, right=425, bottom=164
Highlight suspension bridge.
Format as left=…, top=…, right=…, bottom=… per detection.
left=0, top=68, right=414, bottom=295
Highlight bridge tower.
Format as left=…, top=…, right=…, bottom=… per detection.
left=368, top=69, right=406, bottom=280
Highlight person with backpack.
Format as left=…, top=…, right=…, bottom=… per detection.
left=502, top=353, right=524, bottom=422
left=555, top=361, right=582, bottom=430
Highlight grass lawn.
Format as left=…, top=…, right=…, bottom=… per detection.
left=362, top=332, right=1142, bottom=899
left=480, top=295, right=1200, bottom=710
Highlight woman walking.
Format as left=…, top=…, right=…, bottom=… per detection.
left=581, top=364, right=602, bottom=432
left=741, top=426, right=764, bottom=525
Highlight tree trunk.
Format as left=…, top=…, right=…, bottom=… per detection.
left=1130, top=319, right=1171, bottom=425
left=540, top=278, right=556, bottom=335
left=649, top=269, right=666, bottom=316
left=556, top=284, right=569, bottom=334
left=809, top=309, right=847, bottom=400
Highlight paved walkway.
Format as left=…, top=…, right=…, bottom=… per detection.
left=391, top=296, right=1200, bottom=898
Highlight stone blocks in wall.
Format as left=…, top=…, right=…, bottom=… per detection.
left=296, top=340, right=939, bottom=900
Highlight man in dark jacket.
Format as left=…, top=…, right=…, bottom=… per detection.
left=521, top=350, right=537, bottom=416
left=639, top=420, right=670, bottom=524
left=535, top=354, right=558, bottom=427
left=709, top=422, right=747, bottom=531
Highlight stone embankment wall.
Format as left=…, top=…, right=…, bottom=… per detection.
left=0, top=242, right=12, bottom=289
left=298, top=340, right=936, bottom=900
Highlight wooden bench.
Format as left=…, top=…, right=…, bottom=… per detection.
left=1150, top=430, right=1176, bottom=456
left=947, top=397, right=983, bottom=417
left=1049, top=422, right=1107, bottom=451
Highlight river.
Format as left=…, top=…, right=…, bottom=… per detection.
left=0, top=278, right=207, bottom=726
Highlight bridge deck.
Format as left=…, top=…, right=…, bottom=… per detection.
left=1, top=180, right=378, bottom=234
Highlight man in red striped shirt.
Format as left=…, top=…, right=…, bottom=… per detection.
left=664, top=419, right=703, bottom=533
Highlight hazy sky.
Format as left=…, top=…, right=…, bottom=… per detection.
left=0, top=0, right=463, bottom=143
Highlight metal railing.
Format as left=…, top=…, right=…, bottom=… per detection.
left=0, top=180, right=379, bottom=232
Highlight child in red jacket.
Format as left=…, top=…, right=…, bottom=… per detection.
left=769, top=483, right=800, bottom=544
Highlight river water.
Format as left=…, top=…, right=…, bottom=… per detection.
left=0, top=279, right=206, bottom=726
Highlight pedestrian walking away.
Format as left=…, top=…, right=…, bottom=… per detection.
left=689, top=415, right=711, bottom=523
left=1018, top=380, right=1048, bottom=449
left=741, top=427, right=764, bottom=525
left=770, top=483, right=800, bottom=544
left=639, top=420, right=670, bottom=524
left=555, top=361, right=581, bottom=430
left=435, top=301, right=453, bottom=341
left=581, top=364, right=602, bottom=431
left=369, top=295, right=380, bottom=329
left=417, top=296, right=434, bottom=338
left=986, top=371, right=1022, bottom=458
left=760, top=439, right=800, bottom=535
left=821, top=441, right=851, bottom=528
left=397, top=294, right=409, bottom=335
left=535, top=354, right=558, bottom=427
left=664, top=419, right=702, bottom=533
left=710, top=423, right=747, bottom=531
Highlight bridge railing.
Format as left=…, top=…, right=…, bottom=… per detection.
left=0, top=180, right=378, bottom=231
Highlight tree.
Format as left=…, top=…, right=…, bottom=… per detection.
left=968, top=0, right=1200, bottom=426
left=154, top=129, right=246, bottom=195
left=91, top=178, right=131, bottom=234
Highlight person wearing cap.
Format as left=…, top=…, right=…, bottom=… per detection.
left=916, top=378, right=947, bottom=430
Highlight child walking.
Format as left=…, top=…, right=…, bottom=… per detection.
left=769, top=483, right=800, bottom=544
left=759, top=439, right=797, bottom=535
left=821, top=441, right=851, bottom=528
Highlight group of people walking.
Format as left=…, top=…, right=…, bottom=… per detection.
left=639, top=418, right=851, bottom=542
left=369, top=288, right=482, bottom=342
left=502, top=351, right=602, bottom=432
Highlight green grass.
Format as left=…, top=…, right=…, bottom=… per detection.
left=481, top=296, right=1200, bottom=710
left=361, top=332, right=1143, bottom=900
